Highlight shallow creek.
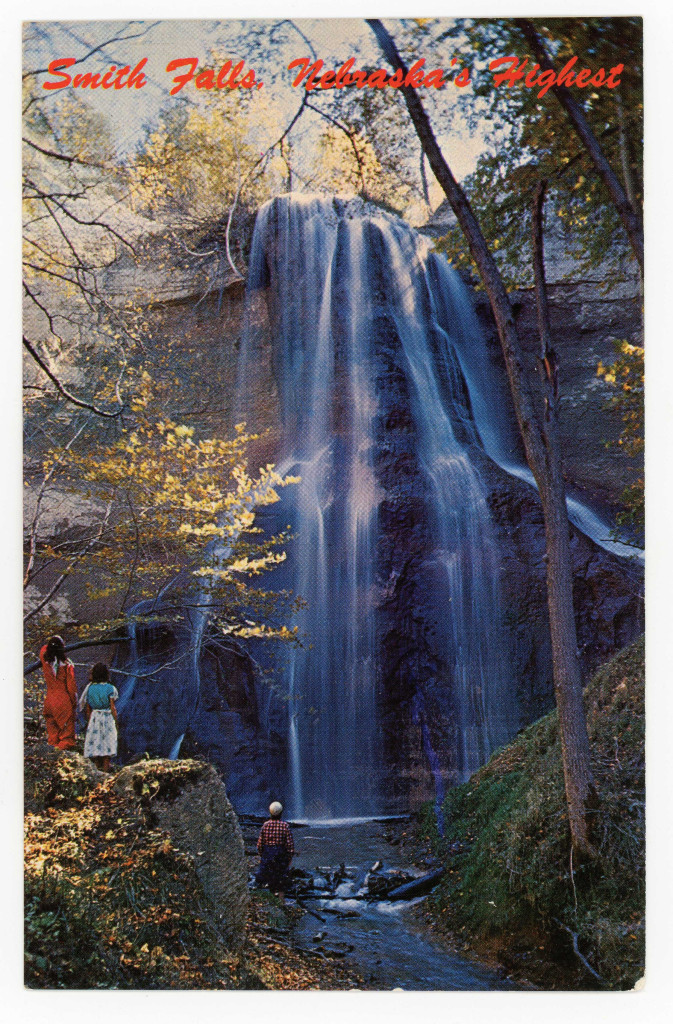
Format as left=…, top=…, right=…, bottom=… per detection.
left=283, top=818, right=515, bottom=991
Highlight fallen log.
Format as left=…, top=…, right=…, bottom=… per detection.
left=385, top=867, right=445, bottom=901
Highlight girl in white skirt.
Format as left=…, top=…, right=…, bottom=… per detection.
left=78, top=663, right=119, bottom=771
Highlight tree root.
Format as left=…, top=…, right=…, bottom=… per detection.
left=552, top=918, right=606, bottom=987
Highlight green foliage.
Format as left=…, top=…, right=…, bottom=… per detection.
left=421, top=636, right=645, bottom=990
left=431, top=17, right=642, bottom=285
left=597, top=340, right=644, bottom=536
left=25, top=871, right=108, bottom=988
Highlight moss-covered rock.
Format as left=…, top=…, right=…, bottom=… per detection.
left=24, top=754, right=361, bottom=990
left=114, top=758, right=249, bottom=949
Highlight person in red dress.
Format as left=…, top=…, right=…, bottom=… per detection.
left=39, top=635, right=77, bottom=750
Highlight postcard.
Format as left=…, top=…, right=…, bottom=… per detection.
left=22, top=15, right=644, bottom=992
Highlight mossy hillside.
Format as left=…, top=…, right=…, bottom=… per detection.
left=422, top=636, right=644, bottom=990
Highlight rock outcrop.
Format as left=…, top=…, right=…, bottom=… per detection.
left=24, top=745, right=250, bottom=952
left=114, top=759, right=249, bottom=949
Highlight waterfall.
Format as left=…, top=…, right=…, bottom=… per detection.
left=111, top=192, right=638, bottom=818
left=428, top=260, right=643, bottom=562
left=237, top=195, right=521, bottom=818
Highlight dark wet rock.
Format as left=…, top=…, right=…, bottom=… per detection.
left=366, top=875, right=397, bottom=898
left=114, top=623, right=286, bottom=813
left=374, top=421, right=643, bottom=808
left=308, top=940, right=356, bottom=958
left=333, top=862, right=347, bottom=886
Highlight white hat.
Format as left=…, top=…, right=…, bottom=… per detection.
left=269, top=801, right=283, bottom=818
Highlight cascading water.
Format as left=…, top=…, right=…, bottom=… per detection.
left=239, top=199, right=381, bottom=818
left=237, top=194, right=521, bottom=818
left=113, top=192, right=640, bottom=820
left=428, top=258, right=643, bottom=562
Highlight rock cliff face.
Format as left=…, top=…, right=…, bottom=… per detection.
left=354, top=310, right=642, bottom=808
left=115, top=619, right=286, bottom=811
left=102, top=210, right=643, bottom=813
left=118, top=218, right=641, bottom=509
left=471, top=279, right=643, bottom=507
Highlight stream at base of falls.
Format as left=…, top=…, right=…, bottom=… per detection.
left=244, top=817, right=517, bottom=991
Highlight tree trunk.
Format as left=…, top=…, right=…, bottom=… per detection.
left=367, top=19, right=597, bottom=856
left=531, top=180, right=598, bottom=855
left=515, top=19, right=643, bottom=275
left=532, top=181, right=554, bottom=364
left=420, top=149, right=430, bottom=207
left=615, top=90, right=638, bottom=210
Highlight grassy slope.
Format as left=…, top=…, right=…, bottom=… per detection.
left=420, top=635, right=645, bottom=990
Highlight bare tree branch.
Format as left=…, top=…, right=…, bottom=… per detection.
left=224, top=138, right=244, bottom=280
left=23, top=635, right=125, bottom=675
left=23, top=334, right=122, bottom=419
left=552, top=919, right=606, bottom=986
left=305, top=101, right=367, bottom=193
left=23, top=136, right=104, bottom=168
left=24, top=417, right=92, bottom=586
left=24, top=502, right=114, bottom=623
left=23, top=21, right=161, bottom=81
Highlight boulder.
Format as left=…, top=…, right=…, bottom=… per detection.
left=114, top=758, right=249, bottom=949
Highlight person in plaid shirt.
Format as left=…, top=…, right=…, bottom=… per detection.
left=255, top=801, right=295, bottom=893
